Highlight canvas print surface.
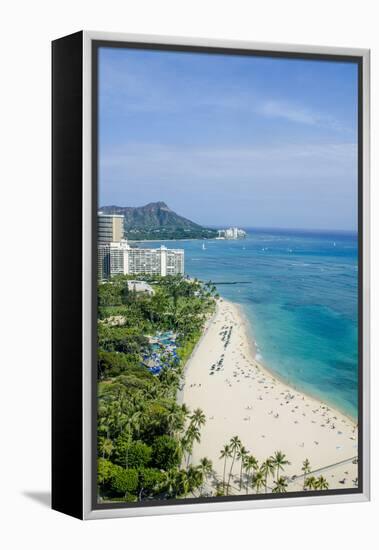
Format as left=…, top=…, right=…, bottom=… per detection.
left=96, top=45, right=360, bottom=505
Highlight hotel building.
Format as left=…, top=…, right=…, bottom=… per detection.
left=98, top=213, right=124, bottom=244
left=217, top=227, right=246, bottom=240
left=97, top=213, right=184, bottom=280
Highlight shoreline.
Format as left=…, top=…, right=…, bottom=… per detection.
left=180, top=297, right=358, bottom=492
left=235, top=301, right=357, bottom=424
left=176, top=303, right=219, bottom=405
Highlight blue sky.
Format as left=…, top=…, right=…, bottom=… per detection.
left=99, top=47, right=358, bottom=230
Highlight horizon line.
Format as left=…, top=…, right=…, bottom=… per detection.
left=99, top=203, right=357, bottom=235
left=208, top=225, right=358, bottom=234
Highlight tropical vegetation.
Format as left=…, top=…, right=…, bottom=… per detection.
left=97, top=273, right=331, bottom=502
left=97, top=274, right=217, bottom=502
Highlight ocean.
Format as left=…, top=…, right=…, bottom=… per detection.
left=141, top=229, right=359, bottom=419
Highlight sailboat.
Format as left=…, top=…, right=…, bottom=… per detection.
left=202, top=243, right=206, bottom=250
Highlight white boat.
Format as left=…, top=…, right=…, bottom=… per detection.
left=202, top=243, right=206, bottom=250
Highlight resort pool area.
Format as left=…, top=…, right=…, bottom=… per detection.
left=143, top=331, right=179, bottom=374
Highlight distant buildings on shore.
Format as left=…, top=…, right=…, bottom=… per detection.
left=217, top=227, right=247, bottom=240
left=97, top=213, right=184, bottom=280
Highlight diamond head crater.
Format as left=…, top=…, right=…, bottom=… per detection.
left=99, top=201, right=217, bottom=240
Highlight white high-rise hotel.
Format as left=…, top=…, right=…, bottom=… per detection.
left=98, top=213, right=184, bottom=280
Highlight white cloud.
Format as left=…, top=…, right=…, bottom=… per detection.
left=100, top=59, right=350, bottom=132
left=101, top=141, right=357, bottom=182
left=99, top=141, right=358, bottom=230
left=260, top=100, right=321, bottom=125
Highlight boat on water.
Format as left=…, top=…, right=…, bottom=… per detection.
left=202, top=243, right=206, bottom=250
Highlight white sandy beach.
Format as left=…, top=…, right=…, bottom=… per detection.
left=181, top=298, right=358, bottom=493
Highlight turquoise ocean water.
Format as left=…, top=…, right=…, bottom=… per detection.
left=141, top=230, right=358, bottom=419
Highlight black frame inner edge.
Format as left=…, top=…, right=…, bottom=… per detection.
left=91, top=39, right=364, bottom=511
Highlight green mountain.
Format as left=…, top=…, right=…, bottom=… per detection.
left=99, top=202, right=217, bottom=240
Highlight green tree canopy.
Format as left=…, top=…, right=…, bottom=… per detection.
left=152, top=435, right=181, bottom=470
left=110, top=465, right=139, bottom=496
left=113, top=437, right=152, bottom=469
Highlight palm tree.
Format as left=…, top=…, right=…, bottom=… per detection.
left=315, top=475, right=329, bottom=490
left=272, top=476, right=288, bottom=493
left=184, top=423, right=201, bottom=467
left=304, top=476, right=318, bottom=491
left=177, top=469, right=191, bottom=497
left=180, top=432, right=192, bottom=464
left=170, top=280, right=182, bottom=310
left=190, top=408, right=206, bottom=430
left=181, top=403, right=190, bottom=421
left=198, top=457, right=213, bottom=491
left=128, top=409, right=142, bottom=436
left=98, top=401, right=120, bottom=440
left=165, top=403, right=186, bottom=436
left=243, top=455, right=259, bottom=494
left=301, top=458, right=311, bottom=490
left=270, top=451, right=290, bottom=481
left=261, top=458, right=275, bottom=493
left=251, top=468, right=266, bottom=494
left=237, top=445, right=248, bottom=490
left=99, top=437, right=113, bottom=460
left=227, top=436, right=242, bottom=494
left=215, top=481, right=226, bottom=497
left=187, top=465, right=204, bottom=496
left=159, top=368, right=180, bottom=396
left=122, top=411, right=141, bottom=468
left=219, top=444, right=232, bottom=492
left=163, top=468, right=179, bottom=498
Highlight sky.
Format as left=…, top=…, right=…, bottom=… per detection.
left=98, top=46, right=358, bottom=231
